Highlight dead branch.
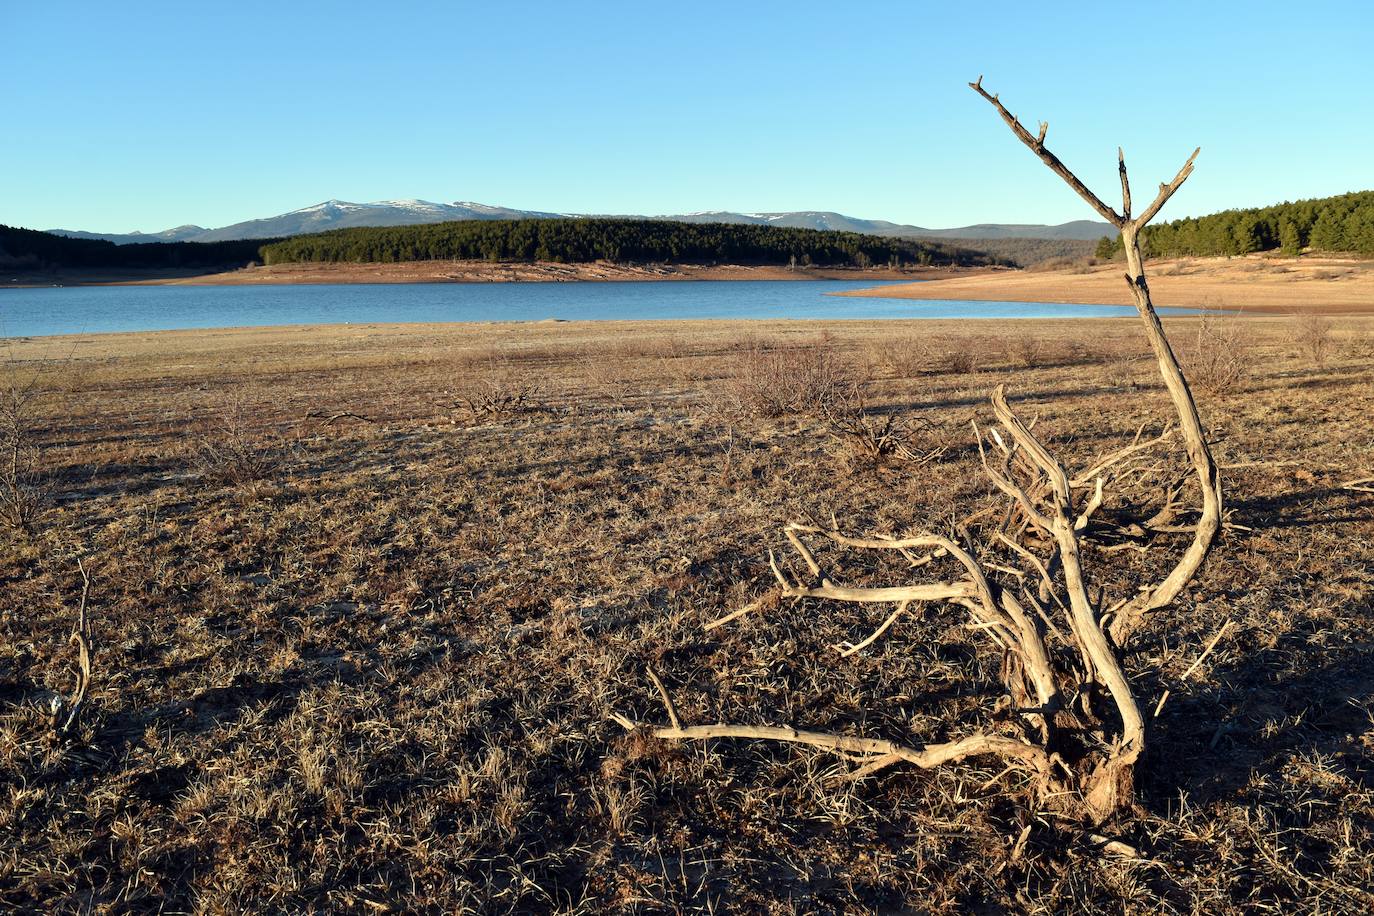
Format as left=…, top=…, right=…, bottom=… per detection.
left=969, top=76, right=1122, bottom=226
left=52, top=561, right=93, bottom=738
left=304, top=410, right=375, bottom=425
left=835, top=601, right=910, bottom=657
left=612, top=668, right=1051, bottom=777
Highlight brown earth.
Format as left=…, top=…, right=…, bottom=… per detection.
left=2, top=315, right=1373, bottom=911
left=839, top=255, right=1374, bottom=314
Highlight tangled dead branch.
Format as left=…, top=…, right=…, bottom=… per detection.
left=820, top=393, right=945, bottom=469
left=612, top=79, right=1228, bottom=825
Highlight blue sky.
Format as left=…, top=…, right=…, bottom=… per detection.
left=4, top=0, right=1370, bottom=233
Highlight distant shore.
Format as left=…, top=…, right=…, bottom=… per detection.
left=3, top=260, right=995, bottom=289
left=837, top=255, right=1374, bottom=315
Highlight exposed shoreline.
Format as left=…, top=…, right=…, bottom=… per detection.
left=837, top=254, right=1374, bottom=314
left=2, top=260, right=995, bottom=289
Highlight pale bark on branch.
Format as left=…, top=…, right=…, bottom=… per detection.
left=971, top=78, right=1222, bottom=642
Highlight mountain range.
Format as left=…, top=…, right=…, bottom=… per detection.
left=47, top=200, right=1113, bottom=246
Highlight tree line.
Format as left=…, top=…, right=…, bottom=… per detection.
left=1094, top=190, right=1374, bottom=259
left=258, top=218, right=1002, bottom=268
left=0, top=225, right=273, bottom=271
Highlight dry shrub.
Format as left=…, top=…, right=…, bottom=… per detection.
left=1011, top=334, right=1046, bottom=368
left=821, top=390, right=943, bottom=471
left=1188, top=313, right=1252, bottom=395
left=869, top=334, right=930, bottom=379
left=1292, top=313, right=1334, bottom=366
left=192, top=400, right=283, bottom=486
left=723, top=338, right=858, bottom=418
left=452, top=352, right=542, bottom=417
left=1345, top=326, right=1374, bottom=360
left=939, top=336, right=987, bottom=375
left=1103, top=353, right=1141, bottom=389
left=0, top=368, right=52, bottom=534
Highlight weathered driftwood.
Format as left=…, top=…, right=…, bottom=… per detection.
left=613, top=81, right=1225, bottom=824
left=969, top=76, right=1222, bottom=641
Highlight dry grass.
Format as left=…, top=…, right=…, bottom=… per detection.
left=1, top=315, right=1373, bottom=912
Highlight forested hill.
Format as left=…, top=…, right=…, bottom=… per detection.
left=258, top=218, right=1002, bottom=268
left=0, top=224, right=272, bottom=271
left=1096, top=190, right=1374, bottom=258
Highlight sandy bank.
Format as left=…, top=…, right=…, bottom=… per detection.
left=837, top=255, right=1374, bottom=314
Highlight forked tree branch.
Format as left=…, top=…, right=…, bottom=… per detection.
left=1134, top=147, right=1201, bottom=229
left=970, top=76, right=1123, bottom=227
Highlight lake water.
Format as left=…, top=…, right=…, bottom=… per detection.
left=0, top=280, right=1198, bottom=338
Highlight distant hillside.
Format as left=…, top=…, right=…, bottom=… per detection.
left=0, top=225, right=272, bottom=272
left=258, top=218, right=1004, bottom=269
left=1096, top=190, right=1374, bottom=259
left=48, top=225, right=208, bottom=245
left=47, top=199, right=1114, bottom=250
left=906, top=220, right=1110, bottom=241
left=953, top=237, right=1096, bottom=266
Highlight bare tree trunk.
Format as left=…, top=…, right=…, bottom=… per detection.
left=1114, top=224, right=1222, bottom=640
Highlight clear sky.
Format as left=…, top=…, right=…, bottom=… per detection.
left=4, top=0, right=1370, bottom=233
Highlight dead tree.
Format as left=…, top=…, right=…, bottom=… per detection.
left=611, top=81, right=1226, bottom=824
left=967, top=76, right=1222, bottom=641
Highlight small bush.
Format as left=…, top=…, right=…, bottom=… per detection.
left=821, top=391, right=943, bottom=471
left=724, top=338, right=858, bottom=418
left=1292, top=313, right=1334, bottom=366
left=192, top=400, right=282, bottom=486
left=0, top=370, right=52, bottom=534
left=1011, top=335, right=1046, bottom=368
left=452, top=352, right=543, bottom=417
left=1103, top=354, right=1141, bottom=390
left=1188, top=313, right=1252, bottom=395
left=940, top=337, right=985, bottom=375
left=869, top=335, right=929, bottom=379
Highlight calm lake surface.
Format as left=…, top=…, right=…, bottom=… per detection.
left=0, top=281, right=1198, bottom=338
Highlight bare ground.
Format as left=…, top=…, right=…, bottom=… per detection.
left=839, top=255, right=1374, bottom=314
left=2, top=314, right=1373, bottom=912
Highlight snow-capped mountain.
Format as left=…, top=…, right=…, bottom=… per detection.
left=47, top=201, right=1113, bottom=244
left=187, top=199, right=569, bottom=242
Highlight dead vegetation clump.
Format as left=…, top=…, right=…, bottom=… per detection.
left=1188, top=312, right=1253, bottom=395
left=449, top=351, right=543, bottom=418
left=1026, top=255, right=1099, bottom=273
left=721, top=337, right=859, bottom=418
left=869, top=334, right=930, bottom=379
left=0, top=368, right=52, bottom=535
left=1011, top=333, right=1046, bottom=368
left=191, top=398, right=285, bottom=486
left=820, top=388, right=944, bottom=471
left=1293, top=312, right=1335, bottom=366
